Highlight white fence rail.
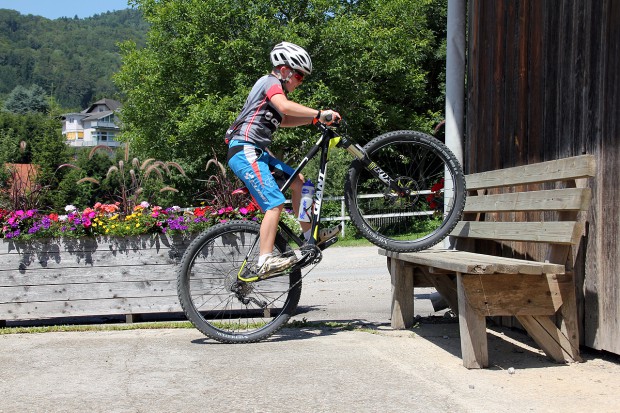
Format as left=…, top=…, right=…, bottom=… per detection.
left=289, top=192, right=434, bottom=238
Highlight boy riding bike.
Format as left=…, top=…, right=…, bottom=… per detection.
left=226, top=41, right=341, bottom=277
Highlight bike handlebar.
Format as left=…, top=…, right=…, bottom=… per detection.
left=313, top=114, right=342, bottom=130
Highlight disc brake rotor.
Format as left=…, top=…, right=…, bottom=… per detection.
left=384, top=176, right=420, bottom=207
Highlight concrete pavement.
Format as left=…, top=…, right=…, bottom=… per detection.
left=1, top=246, right=619, bottom=412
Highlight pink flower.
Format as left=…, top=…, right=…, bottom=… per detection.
left=239, top=207, right=248, bottom=215
left=82, top=208, right=96, bottom=219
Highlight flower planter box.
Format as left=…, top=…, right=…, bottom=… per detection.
left=0, top=234, right=197, bottom=323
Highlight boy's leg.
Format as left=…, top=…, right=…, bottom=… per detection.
left=260, top=205, right=283, bottom=256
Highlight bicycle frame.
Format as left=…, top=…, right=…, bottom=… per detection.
left=237, top=121, right=410, bottom=281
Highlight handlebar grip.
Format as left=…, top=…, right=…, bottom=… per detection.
left=324, top=113, right=333, bottom=122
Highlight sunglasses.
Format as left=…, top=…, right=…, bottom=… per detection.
left=292, top=70, right=304, bottom=82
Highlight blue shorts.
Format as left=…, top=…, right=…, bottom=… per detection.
left=227, top=141, right=296, bottom=212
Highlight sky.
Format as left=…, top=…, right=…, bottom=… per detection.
left=0, top=0, right=132, bottom=19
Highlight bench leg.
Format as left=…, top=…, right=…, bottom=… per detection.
left=516, top=315, right=580, bottom=363
left=558, top=274, right=582, bottom=361
left=390, top=258, right=414, bottom=329
left=457, top=273, right=489, bottom=368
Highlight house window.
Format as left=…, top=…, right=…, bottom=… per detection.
left=93, top=131, right=116, bottom=142
left=66, top=132, right=84, bottom=140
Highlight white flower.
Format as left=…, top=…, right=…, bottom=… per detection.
left=65, top=205, right=76, bottom=212
left=140, top=201, right=150, bottom=208
left=171, top=206, right=181, bottom=212
left=59, top=215, right=68, bottom=222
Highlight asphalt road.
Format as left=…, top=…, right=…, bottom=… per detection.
left=294, top=245, right=441, bottom=324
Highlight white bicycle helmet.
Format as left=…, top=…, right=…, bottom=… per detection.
left=270, top=42, right=313, bottom=76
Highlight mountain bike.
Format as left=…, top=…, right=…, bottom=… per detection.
left=177, top=118, right=466, bottom=343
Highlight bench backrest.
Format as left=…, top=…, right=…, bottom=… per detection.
left=450, top=155, right=596, bottom=264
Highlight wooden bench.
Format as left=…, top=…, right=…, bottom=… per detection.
left=380, top=154, right=596, bottom=368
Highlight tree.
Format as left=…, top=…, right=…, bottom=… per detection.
left=115, top=0, right=447, bottom=199
left=3, top=84, right=49, bottom=114
left=0, top=8, right=148, bottom=108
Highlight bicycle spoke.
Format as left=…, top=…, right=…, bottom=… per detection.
left=177, top=220, right=302, bottom=343
left=346, top=131, right=466, bottom=252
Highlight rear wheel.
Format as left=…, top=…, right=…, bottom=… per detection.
left=177, top=220, right=301, bottom=343
left=345, top=130, right=466, bottom=252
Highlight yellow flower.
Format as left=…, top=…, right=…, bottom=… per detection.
left=136, top=223, right=140, bottom=228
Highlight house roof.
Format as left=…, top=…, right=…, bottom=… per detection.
left=61, top=98, right=122, bottom=120
left=83, top=110, right=115, bottom=121
left=82, top=98, right=122, bottom=114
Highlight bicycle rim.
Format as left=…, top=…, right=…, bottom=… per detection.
left=177, top=221, right=301, bottom=343
left=345, top=130, right=466, bottom=252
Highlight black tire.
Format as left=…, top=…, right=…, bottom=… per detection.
left=345, top=130, right=466, bottom=252
left=177, top=220, right=301, bottom=343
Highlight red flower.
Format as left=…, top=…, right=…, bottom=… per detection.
left=431, top=178, right=444, bottom=193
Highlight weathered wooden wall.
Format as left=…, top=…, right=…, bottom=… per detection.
left=466, top=0, right=619, bottom=354
left=0, top=235, right=194, bottom=322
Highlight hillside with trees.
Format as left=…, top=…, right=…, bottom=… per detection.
left=0, top=8, right=148, bottom=109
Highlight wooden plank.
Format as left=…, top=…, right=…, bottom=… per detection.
left=426, top=272, right=459, bottom=315
left=0, top=296, right=182, bottom=320
left=557, top=273, right=582, bottom=361
left=0, top=279, right=178, bottom=304
left=390, top=258, right=414, bottom=329
left=516, top=315, right=579, bottom=363
left=411, top=266, right=435, bottom=288
left=0, top=248, right=183, bottom=271
left=457, top=273, right=488, bottom=368
left=464, top=187, right=592, bottom=213
left=450, top=221, right=584, bottom=244
left=2, top=235, right=193, bottom=255
left=459, top=273, right=568, bottom=316
left=0, top=265, right=178, bottom=287
left=379, top=249, right=564, bottom=275
left=465, top=154, right=596, bottom=190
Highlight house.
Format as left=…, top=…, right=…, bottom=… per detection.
left=61, top=98, right=121, bottom=147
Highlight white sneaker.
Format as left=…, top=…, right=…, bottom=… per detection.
left=257, top=254, right=297, bottom=277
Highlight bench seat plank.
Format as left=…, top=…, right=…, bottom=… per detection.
left=379, top=249, right=565, bottom=275
left=450, top=221, right=583, bottom=244
left=464, top=188, right=591, bottom=213
left=465, top=154, right=596, bottom=190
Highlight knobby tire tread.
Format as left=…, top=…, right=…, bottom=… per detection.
left=345, top=130, right=466, bottom=253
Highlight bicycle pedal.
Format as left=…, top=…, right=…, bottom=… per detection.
left=257, top=269, right=292, bottom=280
left=318, top=236, right=338, bottom=250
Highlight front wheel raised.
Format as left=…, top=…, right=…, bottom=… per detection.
left=345, top=130, right=466, bottom=253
